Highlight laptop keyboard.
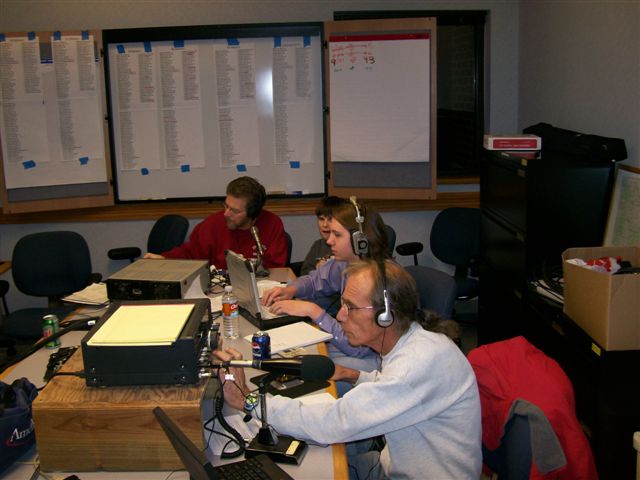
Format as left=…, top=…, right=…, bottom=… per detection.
left=215, top=455, right=292, bottom=480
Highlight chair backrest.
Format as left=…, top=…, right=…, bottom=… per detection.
left=284, top=231, right=293, bottom=266
left=430, top=207, right=481, bottom=299
left=430, top=207, right=481, bottom=269
left=12, top=231, right=93, bottom=298
left=383, top=224, right=396, bottom=257
left=405, top=265, right=457, bottom=318
left=147, top=215, right=189, bottom=255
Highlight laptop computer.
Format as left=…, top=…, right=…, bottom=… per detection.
left=225, top=250, right=308, bottom=330
left=153, top=406, right=294, bottom=480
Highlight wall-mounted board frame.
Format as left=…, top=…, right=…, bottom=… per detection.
left=102, top=23, right=326, bottom=202
left=0, top=30, right=113, bottom=213
left=325, top=18, right=437, bottom=200
left=604, top=164, right=640, bottom=246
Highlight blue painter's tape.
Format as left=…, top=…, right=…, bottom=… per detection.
left=174, top=39, right=184, bottom=49
left=53, top=31, right=61, bottom=41
left=117, top=44, right=125, bottom=54
left=22, top=160, right=36, bottom=169
left=227, top=38, right=240, bottom=46
left=236, top=164, right=247, bottom=172
left=141, top=168, right=149, bottom=176
left=180, top=164, right=190, bottom=172
left=79, top=156, right=89, bottom=165
left=0, top=34, right=5, bottom=42
left=81, top=30, right=89, bottom=40
left=144, top=41, right=152, bottom=53
left=303, top=36, right=311, bottom=47
left=291, top=190, right=303, bottom=195
left=28, top=32, right=36, bottom=41
left=274, top=37, right=282, bottom=48
left=289, top=161, right=300, bottom=169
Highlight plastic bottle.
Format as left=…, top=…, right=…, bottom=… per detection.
left=221, top=285, right=239, bottom=339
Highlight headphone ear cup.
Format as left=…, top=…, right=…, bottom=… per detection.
left=351, top=230, right=369, bottom=256
left=376, top=307, right=394, bottom=328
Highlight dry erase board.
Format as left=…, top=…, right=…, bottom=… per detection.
left=325, top=18, right=437, bottom=200
left=0, top=30, right=113, bottom=213
left=103, top=24, right=325, bottom=201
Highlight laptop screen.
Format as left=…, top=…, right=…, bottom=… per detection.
left=225, top=250, right=263, bottom=318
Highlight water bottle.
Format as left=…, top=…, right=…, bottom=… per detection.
left=221, top=285, right=239, bottom=339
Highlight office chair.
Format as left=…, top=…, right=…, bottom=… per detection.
left=468, top=336, right=598, bottom=480
left=396, top=207, right=480, bottom=301
left=404, top=265, right=456, bottom=318
left=284, top=231, right=293, bottom=267
left=108, top=214, right=189, bottom=262
left=0, top=231, right=100, bottom=341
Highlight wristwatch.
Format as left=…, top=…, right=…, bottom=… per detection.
left=243, top=393, right=259, bottom=414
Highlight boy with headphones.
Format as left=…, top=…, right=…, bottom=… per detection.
left=216, top=259, right=482, bottom=479
left=145, top=176, right=288, bottom=269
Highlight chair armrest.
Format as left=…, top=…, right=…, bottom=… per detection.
left=396, top=242, right=424, bottom=257
left=108, top=247, right=142, bottom=261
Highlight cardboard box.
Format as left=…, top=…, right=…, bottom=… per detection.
left=562, top=246, right=640, bottom=351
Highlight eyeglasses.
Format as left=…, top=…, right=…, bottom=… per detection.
left=222, top=202, right=245, bottom=215
left=339, top=297, right=374, bottom=316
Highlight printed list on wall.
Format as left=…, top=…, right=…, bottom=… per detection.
left=0, top=32, right=107, bottom=189
left=107, top=33, right=324, bottom=201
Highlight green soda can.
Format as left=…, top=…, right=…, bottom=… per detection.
left=42, top=314, right=61, bottom=348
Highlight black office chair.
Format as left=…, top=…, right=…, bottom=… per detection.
left=108, top=214, right=189, bottom=262
left=430, top=207, right=481, bottom=302
left=0, top=231, right=100, bottom=341
left=284, top=231, right=293, bottom=267
left=405, top=265, right=457, bottom=319
left=396, top=207, right=481, bottom=301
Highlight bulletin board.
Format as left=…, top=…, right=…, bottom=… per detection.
left=325, top=18, right=437, bottom=200
left=103, top=23, right=326, bottom=202
left=0, top=30, right=113, bottom=213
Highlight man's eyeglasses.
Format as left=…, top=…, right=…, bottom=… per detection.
left=339, top=298, right=374, bottom=316
left=222, top=202, right=245, bottom=215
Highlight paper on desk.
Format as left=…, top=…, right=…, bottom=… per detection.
left=62, top=282, right=109, bottom=305
left=184, top=275, right=223, bottom=312
left=243, top=322, right=332, bottom=354
left=87, top=304, right=194, bottom=346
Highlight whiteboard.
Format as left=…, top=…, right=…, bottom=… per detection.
left=103, top=24, right=325, bottom=201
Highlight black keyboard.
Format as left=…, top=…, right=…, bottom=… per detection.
left=215, top=454, right=293, bottom=480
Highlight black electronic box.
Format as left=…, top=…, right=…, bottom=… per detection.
left=81, top=298, right=217, bottom=387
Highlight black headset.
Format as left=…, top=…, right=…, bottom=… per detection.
left=375, top=258, right=394, bottom=328
left=349, top=196, right=369, bottom=256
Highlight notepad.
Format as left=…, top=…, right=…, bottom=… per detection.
left=87, top=304, right=194, bottom=346
left=244, top=321, right=332, bottom=354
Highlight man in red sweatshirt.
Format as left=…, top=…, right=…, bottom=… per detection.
left=145, top=176, right=287, bottom=269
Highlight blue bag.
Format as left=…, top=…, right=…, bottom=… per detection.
left=0, top=377, right=38, bottom=474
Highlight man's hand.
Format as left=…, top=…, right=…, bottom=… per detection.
left=143, top=253, right=165, bottom=259
left=331, top=364, right=360, bottom=384
left=213, top=348, right=250, bottom=411
left=261, top=285, right=296, bottom=306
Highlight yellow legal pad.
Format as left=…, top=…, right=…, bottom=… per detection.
left=87, top=304, right=195, bottom=346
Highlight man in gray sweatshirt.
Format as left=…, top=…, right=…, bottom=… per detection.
left=216, top=259, right=481, bottom=479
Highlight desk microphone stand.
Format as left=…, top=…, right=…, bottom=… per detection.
left=251, top=256, right=269, bottom=278
left=245, top=373, right=308, bottom=464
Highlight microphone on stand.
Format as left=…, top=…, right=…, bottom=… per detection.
left=213, top=355, right=335, bottom=382
left=213, top=355, right=335, bottom=464
left=249, top=225, right=269, bottom=277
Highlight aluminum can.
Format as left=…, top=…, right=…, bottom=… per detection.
left=42, top=314, right=61, bottom=349
left=252, top=331, right=271, bottom=360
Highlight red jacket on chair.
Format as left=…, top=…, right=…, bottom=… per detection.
left=468, top=336, right=598, bottom=479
